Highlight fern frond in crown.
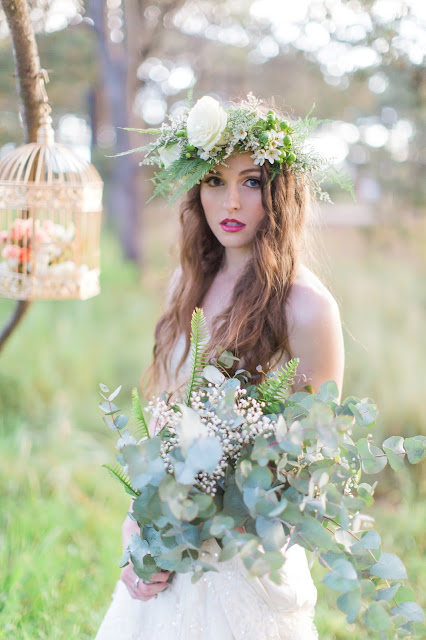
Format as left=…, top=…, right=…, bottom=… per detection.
left=257, top=358, right=300, bottom=412
left=184, top=308, right=209, bottom=405
left=132, top=388, right=150, bottom=440
left=102, top=463, right=140, bottom=498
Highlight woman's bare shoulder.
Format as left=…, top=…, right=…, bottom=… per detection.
left=286, top=264, right=344, bottom=396
left=286, top=264, right=339, bottom=329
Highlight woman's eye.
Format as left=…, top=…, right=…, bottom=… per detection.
left=245, top=178, right=261, bottom=188
left=205, top=176, right=223, bottom=187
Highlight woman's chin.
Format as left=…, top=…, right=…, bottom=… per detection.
left=215, top=232, right=254, bottom=251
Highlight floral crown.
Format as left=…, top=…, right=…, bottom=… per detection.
left=123, top=93, right=352, bottom=203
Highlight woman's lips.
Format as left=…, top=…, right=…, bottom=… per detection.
left=220, top=218, right=246, bottom=233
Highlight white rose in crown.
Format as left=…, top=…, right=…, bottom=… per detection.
left=186, top=96, right=228, bottom=152
left=158, top=144, right=181, bottom=168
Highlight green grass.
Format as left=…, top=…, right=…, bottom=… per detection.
left=0, top=221, right=425, bottom=638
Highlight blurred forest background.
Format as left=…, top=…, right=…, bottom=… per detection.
left=0, top=1, right=425, bottom=638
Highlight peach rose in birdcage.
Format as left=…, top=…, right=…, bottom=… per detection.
left=0, top=217, right=75, bottom=275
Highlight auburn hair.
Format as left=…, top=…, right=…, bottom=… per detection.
left=147, top=161, right=310, bottom=393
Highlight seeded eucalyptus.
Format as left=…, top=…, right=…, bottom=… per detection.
left=100, top=309, right=425, bottom=637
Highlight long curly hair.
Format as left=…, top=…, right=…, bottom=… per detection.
left=147, top=161, right=311, bottom=392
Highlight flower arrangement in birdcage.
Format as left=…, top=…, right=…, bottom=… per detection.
left=0, top=217, right=75, bottom=275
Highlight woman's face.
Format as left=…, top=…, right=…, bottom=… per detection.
left=200, top=153, right=266, bottom=250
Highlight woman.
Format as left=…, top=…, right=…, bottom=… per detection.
left=95, top=96, right=345, bottom=639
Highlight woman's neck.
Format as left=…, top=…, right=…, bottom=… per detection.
left=219, top=246, right=252, bottom=278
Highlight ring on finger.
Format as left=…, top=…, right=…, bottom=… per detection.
left=133, top=577, right=141, bottom=589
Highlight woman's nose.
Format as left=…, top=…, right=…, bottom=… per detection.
left=223, top=183, right=240, bottom=212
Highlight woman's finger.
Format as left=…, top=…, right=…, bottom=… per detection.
left=150, top=571, right=171, bottom=582
left=133, top=580, right=169, bottom=601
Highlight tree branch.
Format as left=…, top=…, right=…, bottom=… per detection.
left=0, top=0, right=42, bottom=352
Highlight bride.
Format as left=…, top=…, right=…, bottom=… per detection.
left=95, top=95, right=344, bottom=639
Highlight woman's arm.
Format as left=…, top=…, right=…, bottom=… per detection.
left=286, top=267, right=345, bottom=401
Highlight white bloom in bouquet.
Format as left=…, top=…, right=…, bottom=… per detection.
left=187, top=96, right=228, bottom=152
left=158, top=144, right=181, bottom=168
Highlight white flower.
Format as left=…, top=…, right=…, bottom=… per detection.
left=187, top=96, right=228, bottom=152
left=116, top=429, right=138, bottom=451
left=158, top=144, right=181, bottom=168
left=265, top=148, right=281, bottom=164
left=271, top=130, right=284, bottom=145
left=251, top=149, right=267, bottom=166
left=198, top=149, right=211, bottom=161
left=234, top=128, right=248, bottom=141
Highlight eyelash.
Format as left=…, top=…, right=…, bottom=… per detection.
left=204, top=176, right=261, bottom=188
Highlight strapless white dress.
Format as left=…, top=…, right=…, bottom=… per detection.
left=95, top=335, right=318, bottom=640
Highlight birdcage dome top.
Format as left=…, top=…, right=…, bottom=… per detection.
left=0, top=115, right=103, bottom=212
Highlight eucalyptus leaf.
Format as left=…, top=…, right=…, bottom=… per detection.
left=219, top=540, right=239, bottom=562
left=108, top=385, right=122, bottom=402
left=391, top=602, right=425, bottom=623
left=351, top=530, right=381, bottom=552
left=404, top=437, right=425, bottom=464
left=363, top=602, right=392, bottom=631
left=217, top=350, right=240, bottom=368
left=115, top=414, right=129, bottom=430
left=382, top=436, right=406, bottom=471
left=293, top=518, right=338, bottom=552
left=375, top=583, right=401, bottom=602
left=255, top=516, right=286, bottom=551
left=243, top=465, right=273, bottom=490
left=209, top=515, right=235, bottom=537
left=318, top=380, right=339, bottom=403
left=99, top=400, right=119, bottom=414
left=102, top=415, right=116, bottom=430
left=203, top=365, right=226, bottom=386
left=370, top=553, right=408, bottom=580
left=356, top=438, right=387, bottom=474
left=323, top=559, right=359, bottom=592
left=337, top=589, right=361, bottom=623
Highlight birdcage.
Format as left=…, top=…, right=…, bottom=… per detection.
left=0, top=103, right=103, bottom=301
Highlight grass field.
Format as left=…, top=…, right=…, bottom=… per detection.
left=0, top=219, right=425, bottom=639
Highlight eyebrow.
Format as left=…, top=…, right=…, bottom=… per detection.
left=206, top=168, right=261, bottom=176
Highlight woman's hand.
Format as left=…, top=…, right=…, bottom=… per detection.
left=121, top=505, right=171, bottom=601
left=121, top=563, right=171, bottom=601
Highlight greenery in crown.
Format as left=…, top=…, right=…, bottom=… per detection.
left=99, top=309, right=425, bottom=638
left=118, top=93, right=353, bottom=203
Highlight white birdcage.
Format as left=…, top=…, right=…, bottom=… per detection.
left=0, top=104, right=103, bottom=301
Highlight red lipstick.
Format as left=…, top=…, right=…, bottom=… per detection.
left=220, top=218, right=246, bottom=233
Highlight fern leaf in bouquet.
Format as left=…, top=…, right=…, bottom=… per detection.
left=132, top=388, right=150, bottom=440
left=257, top=357, right=299, bottom=412
left=184, top=307, right=209, bottom=406
left=102, top=463, right=140, bottom=499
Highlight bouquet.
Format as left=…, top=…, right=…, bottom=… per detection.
left=100, top=309, right=425, bottom=638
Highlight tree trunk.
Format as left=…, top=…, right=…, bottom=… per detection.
left=0, top=0, right=42, bottom=353
left=1, top=0, right=41, bottom=143
left=87, top=0, right=189, bottom=264
left=87, top=0, right=142, bottom=263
